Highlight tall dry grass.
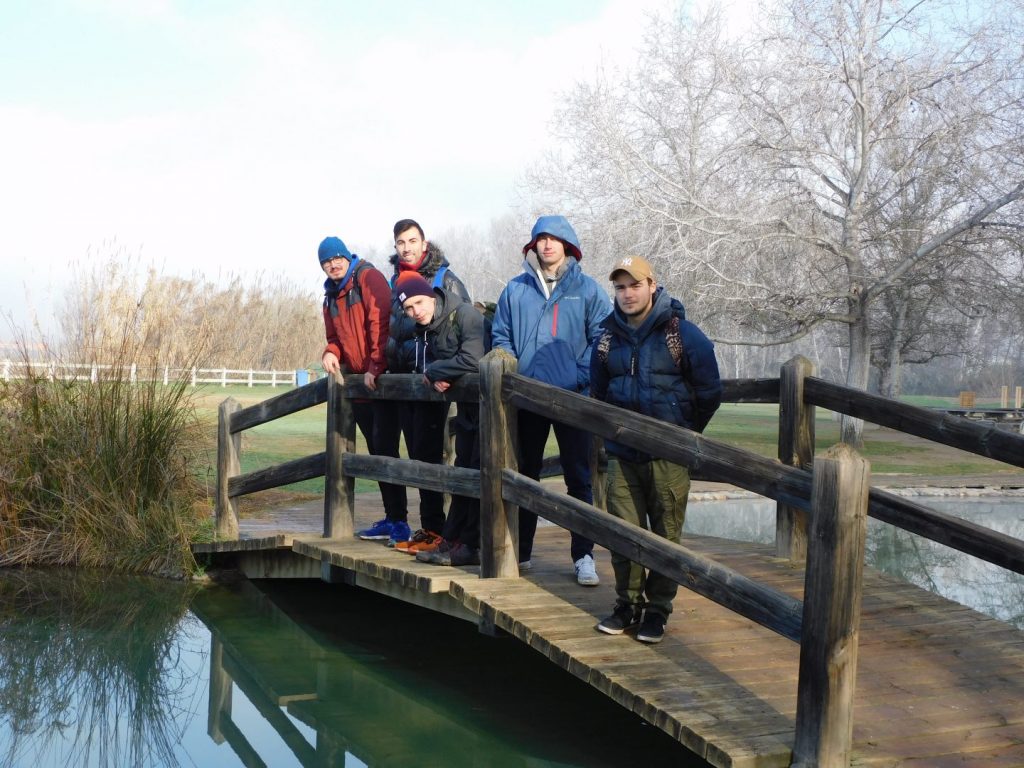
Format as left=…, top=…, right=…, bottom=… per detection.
left=56, top=248, right=324, bottom=371
left=1, top=257, right=214, bottom=576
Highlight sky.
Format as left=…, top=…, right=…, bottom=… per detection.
left=0, top=0, right=693, bottom=339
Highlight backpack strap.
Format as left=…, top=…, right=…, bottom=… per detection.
left=596, top=328, right=612, bottom=367
left=665, top=316, right=685, bottom=373
left=432, top=264, right=448, bottom=289
left=345, top=261, right=372, bottom=307
left=666, top=314, right=698, bottom=414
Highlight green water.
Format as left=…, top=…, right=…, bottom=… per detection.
left=0, top=570, right=704, bottom=768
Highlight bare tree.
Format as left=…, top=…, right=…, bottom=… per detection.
left=532, top=0, right=1024, bottom=444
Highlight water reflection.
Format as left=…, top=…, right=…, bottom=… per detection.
left=0, top=571, right=703, bottom=768
left=0, top=570, right=204, bottom=768
left=687, top=495, right=1024, bottom=628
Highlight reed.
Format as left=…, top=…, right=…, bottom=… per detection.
left=0, top=262, right=211, bottom=576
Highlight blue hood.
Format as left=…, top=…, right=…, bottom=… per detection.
left=522, top=215, right=583, bottom=261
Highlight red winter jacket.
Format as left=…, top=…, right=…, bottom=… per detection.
left=322, top=261, right=392, bottom=376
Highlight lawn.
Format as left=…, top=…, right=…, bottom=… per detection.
left=190, top=384, right=1021, bottom=511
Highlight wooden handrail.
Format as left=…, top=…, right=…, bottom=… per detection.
left=500, top=470, right=803, bottom=641
left=804, top=376, right=1024, bottom=467
left=212, top=356, right=1024, bottom=768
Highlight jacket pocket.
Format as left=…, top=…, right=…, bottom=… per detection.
left=522, top=339, right=578, bottom=390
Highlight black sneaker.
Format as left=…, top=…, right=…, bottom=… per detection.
left=636, top=611, right=667, bottom=643
left=596, top=605, right=642, bottom=635
left=448, top=542, right=480, bottom=566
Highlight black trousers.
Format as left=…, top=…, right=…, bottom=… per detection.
left=398, top=400, right=449, bottom=533
left=351, top=399, right=407, bottom=521
left=442, top=403, right=481, bottom=547
left=516, top=408, right=594, bottom=563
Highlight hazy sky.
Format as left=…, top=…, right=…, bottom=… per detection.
left=0, top=0, right=679, bottom=338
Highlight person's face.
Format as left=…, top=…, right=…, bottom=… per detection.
left=321, top=256, right=350, bottom=281
left=403, top=295, right=436, bottom=325
left=535, top=234, right=567, bottom=271
left=395, top=226, right=428, bottom=266
left=613, top=273, right=657, bottom=321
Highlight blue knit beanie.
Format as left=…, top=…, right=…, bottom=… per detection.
left=318, top=236, right=352, bottom=263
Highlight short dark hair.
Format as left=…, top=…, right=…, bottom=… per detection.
left=393, top=219, right=424, bottom=240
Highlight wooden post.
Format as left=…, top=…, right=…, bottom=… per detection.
left=792, top=443, right=870, bottom=768
left=215, top=398, right=241, bottom=540
left=324, top=372, right=355, bottom=538
left=206, top=634, right=231, bottom=744
left=590, top=435, right=607, bottom=512
left=778, top=355, right=815, bottom=561
left=1001, top=385, right=1009, bottom=408
left=1016, top=386, right=1022, bottom=409
left=479, top=349, right=520, bottom=578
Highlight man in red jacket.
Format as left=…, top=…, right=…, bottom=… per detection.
left=319, top=236, right=410, bottom=542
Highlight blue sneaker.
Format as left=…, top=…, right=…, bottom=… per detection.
left=386, top=521, right=412, bottom=547
left=357, top=518, right=402, bottom=541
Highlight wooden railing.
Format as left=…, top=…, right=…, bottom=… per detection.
left=214, top=351, right=1024, bottom=767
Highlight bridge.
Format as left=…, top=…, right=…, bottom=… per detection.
left=195, top=353, right=1024, bottom=767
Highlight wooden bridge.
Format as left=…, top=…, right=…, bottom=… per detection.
left=197, top=353, right=1024, bottom=767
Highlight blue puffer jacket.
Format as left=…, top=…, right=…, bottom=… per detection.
left=590, top=287, right=722, bottom=462
left=491, top=257, right=611, bottom=392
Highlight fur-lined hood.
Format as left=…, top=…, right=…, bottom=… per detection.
left=389, top=241, right=449, bottom=279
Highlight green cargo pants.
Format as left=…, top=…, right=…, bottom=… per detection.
left=605, top=458, right=690, bottom=617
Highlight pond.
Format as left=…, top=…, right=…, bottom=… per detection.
left=686, top=494, right=1024, bottom=628
left=0, top=569, right=704, bottom=768
left=2, top=495, right=1021, bottom=767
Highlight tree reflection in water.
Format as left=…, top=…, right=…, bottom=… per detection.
left=686, top=496, right=1024, bottom=629
left=0, top=569, right=203, bottom=768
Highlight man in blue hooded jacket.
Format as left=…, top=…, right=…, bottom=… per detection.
left=491, top=215, right=612, bottom=585
left=591, top=255, right=722, bottom=643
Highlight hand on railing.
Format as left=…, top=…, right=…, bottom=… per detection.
left=322, top=352, right=341, bottom=376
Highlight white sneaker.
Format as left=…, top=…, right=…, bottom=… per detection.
left=518, top=560, right=532, bottom=572
left=574, top=554, right=600, bottom=586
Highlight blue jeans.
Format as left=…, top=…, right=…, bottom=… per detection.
left=516, top=409, right=594, bottom=563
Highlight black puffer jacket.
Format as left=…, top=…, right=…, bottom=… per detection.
left=413, top=288, right=490, bottom=382
left=386, top=242, right=471, bottom=372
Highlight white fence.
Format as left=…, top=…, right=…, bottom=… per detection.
left=0, top=360, right=299, bottom=388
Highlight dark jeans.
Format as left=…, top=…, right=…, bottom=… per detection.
left=351, top=400, right=407, bottom=522
left=442, top=403, right=481, bottom=548
left=516, top=408, right=594, bottom=563
left=399, top=400, right=449, bottom=534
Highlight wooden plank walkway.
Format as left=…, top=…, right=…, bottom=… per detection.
left=195, top=496, right=1024, bottom=767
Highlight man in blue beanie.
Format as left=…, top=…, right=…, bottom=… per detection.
left=491, top=215, right=611, bottom=585
left=318, top=236, right=410, bottom=543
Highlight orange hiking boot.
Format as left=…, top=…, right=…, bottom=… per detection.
left=394, top=529, right=444, bottom=555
